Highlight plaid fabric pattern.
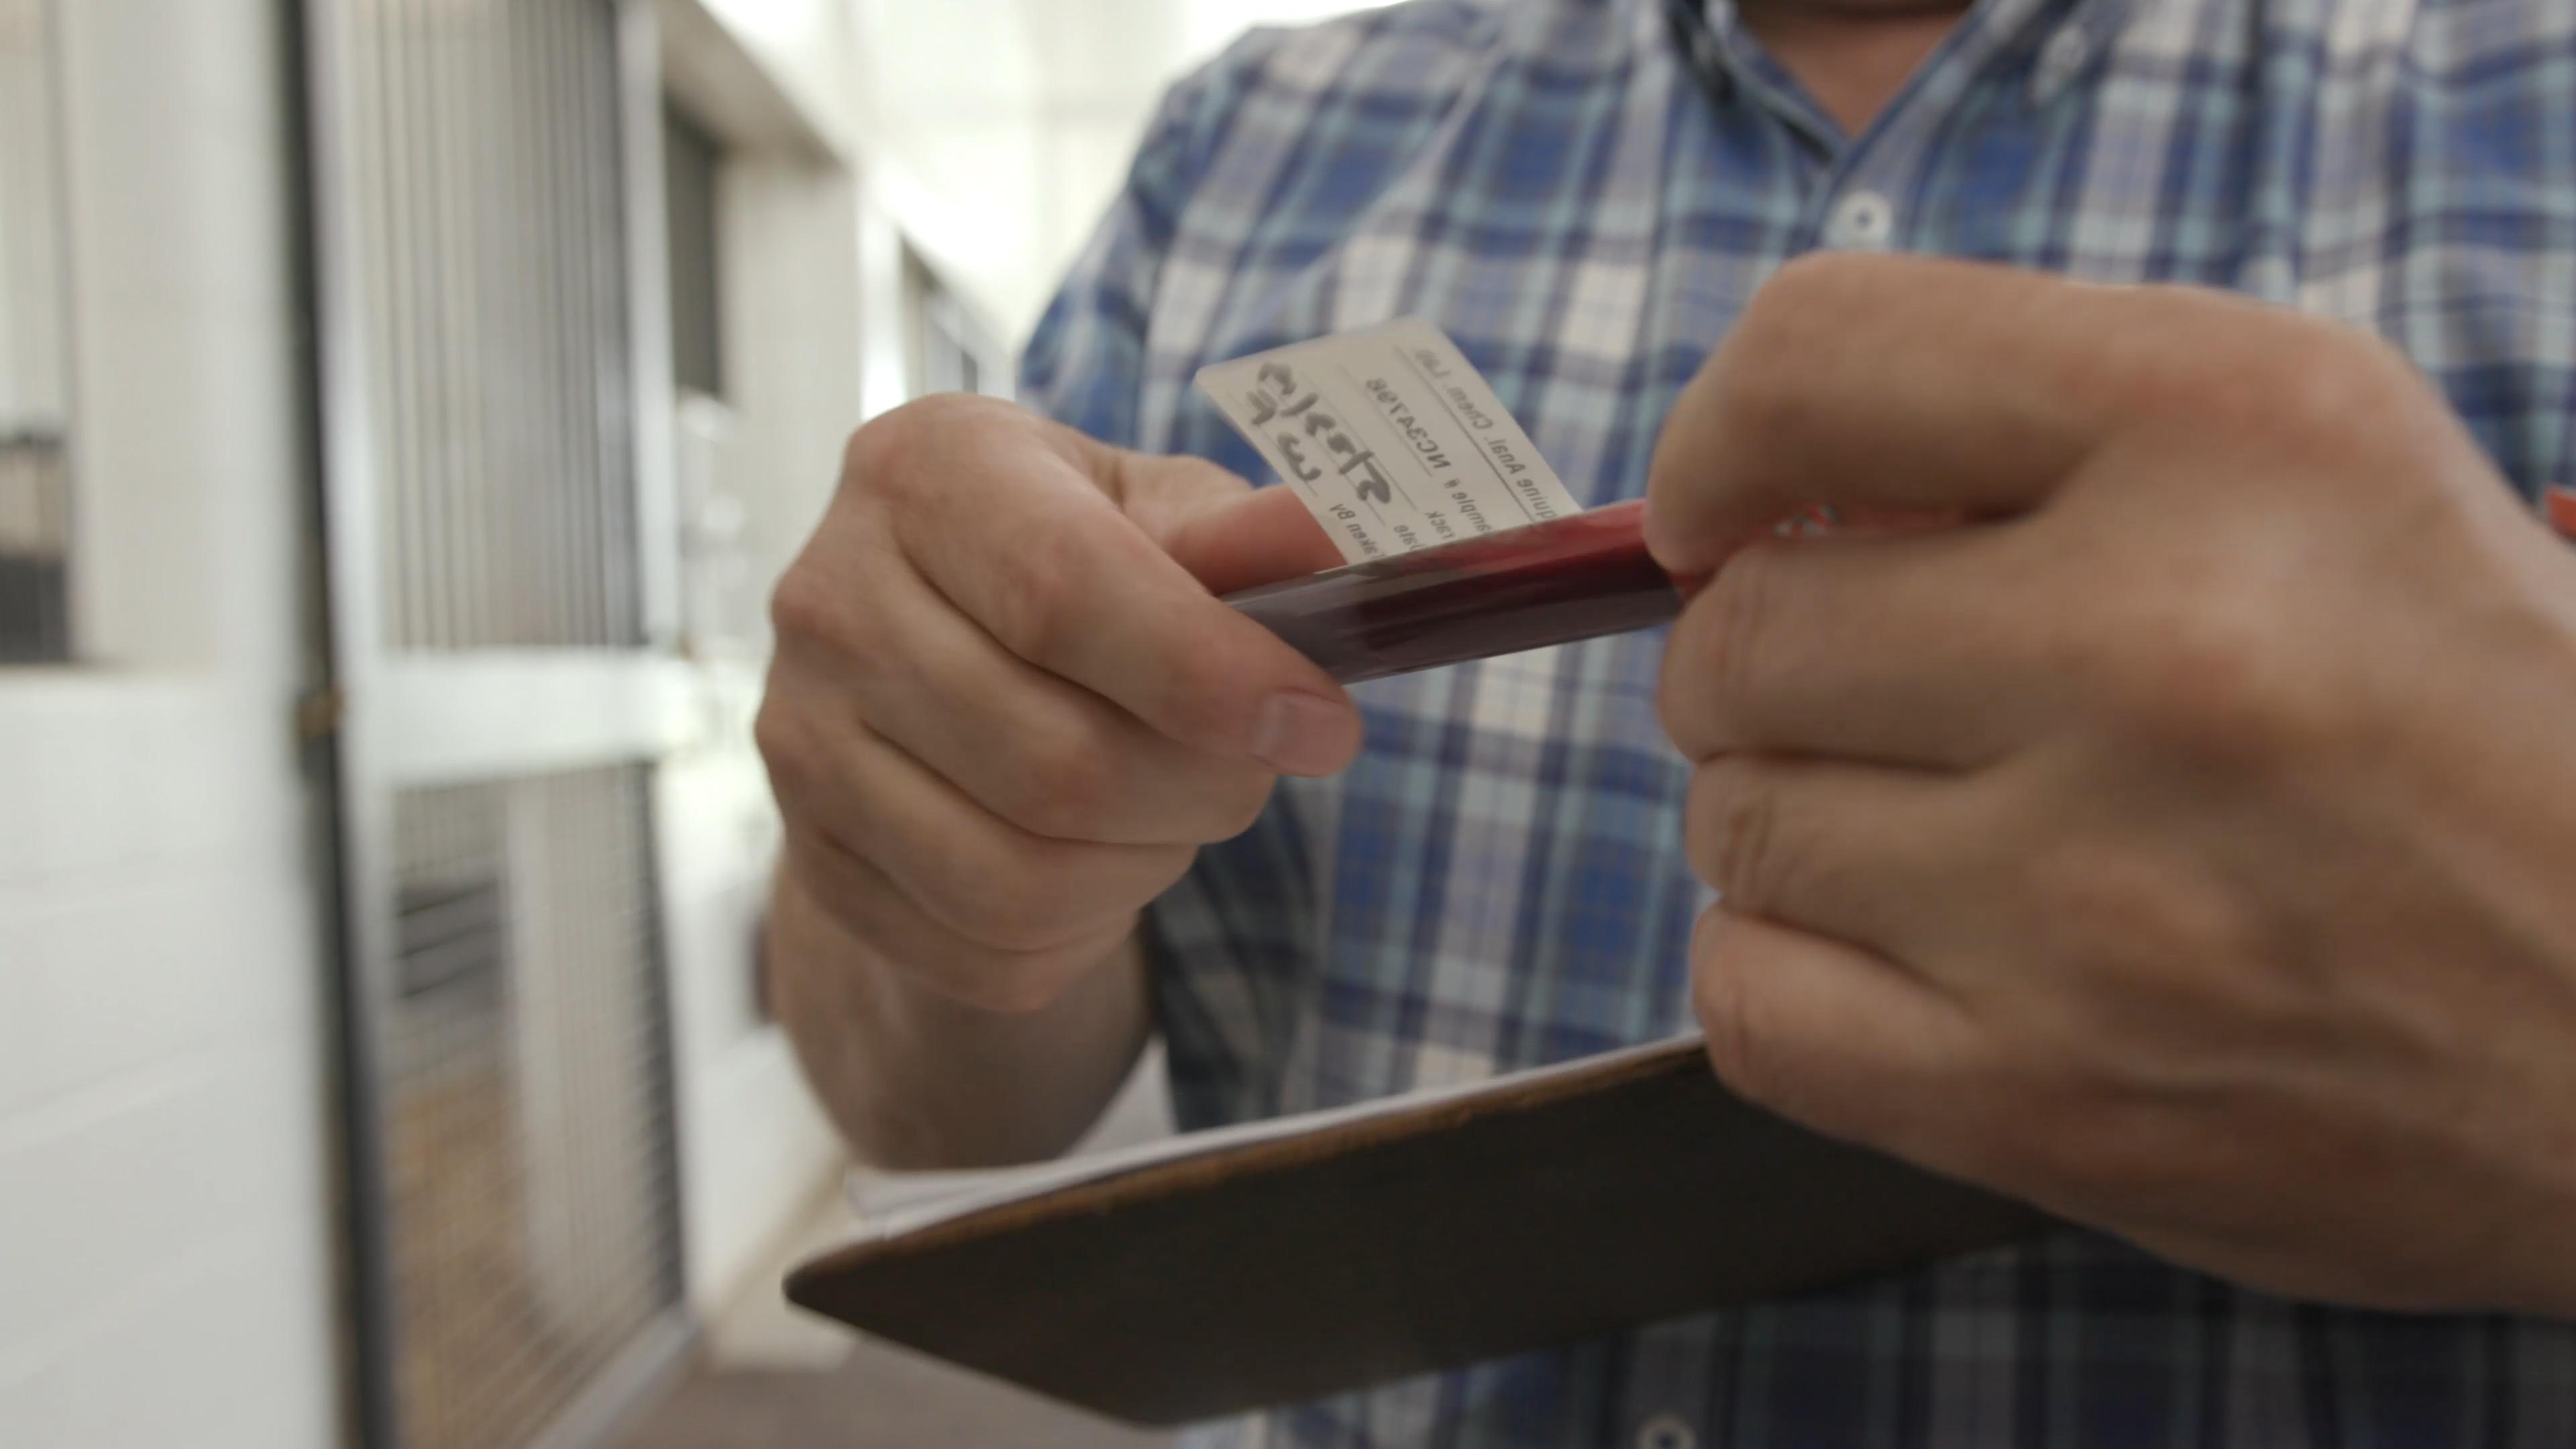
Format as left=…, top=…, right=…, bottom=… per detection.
left=1017, top=1, right=2576, bottom=1444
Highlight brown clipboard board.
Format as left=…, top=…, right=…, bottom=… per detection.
left=787, top=1039, right=2049, bottom=1426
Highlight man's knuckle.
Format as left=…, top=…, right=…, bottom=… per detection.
left=1693, top=938, right=1778, bottom=1104
left=842, top=393, right=1001, bottom=494
left=839, top=409, right=920, bottom=501
left=1690, top=760, right=1786, bottom=906
left=1719, top=256, right=1868, bottom=415
left=753, top=698, right=844, bottom=816
left=888, top=823, right=998, bottom=940
left=1655, top=626, right=1698, bottom=747
left=1661, top=551, right=1786, bottom=758
left=787, top=857, right=883, bottom=950
left=1758, top=251, right=1872, bottom=323
left=2104, top=585, right=2322, bottom=773
left=751, top=697, right=801, bottom=779
left=983, top=529, right=1081, bottom=669
left=767, top=564, right=847, bottom=645
left=838, top=418, right=892, bottom=494
left=2154, top=314, right=2420, bottom=461
left=1004, top=714, right=1121, bottom=839
left=1711, top=339, right=1819, bottom=463
left=1705, top=544, right=1790, bottom=720
left=775, top=830, right=846, bottom=901
left=2265, top=329, right=2420, bottom=447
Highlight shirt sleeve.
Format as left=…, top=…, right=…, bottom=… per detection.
left=1014, top=42, right=1318, bottom=1131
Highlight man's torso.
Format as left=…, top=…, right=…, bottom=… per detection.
left=1020, top=0, right=2576, bottom=1442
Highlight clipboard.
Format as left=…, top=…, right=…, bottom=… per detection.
left=786, top=1038, right=2050, bottom=1426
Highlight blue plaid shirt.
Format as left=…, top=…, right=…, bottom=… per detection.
left=1019, top=1, right=2576, bottom=1444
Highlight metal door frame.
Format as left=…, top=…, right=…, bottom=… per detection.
left=296, top=1, right=693, bottom=1443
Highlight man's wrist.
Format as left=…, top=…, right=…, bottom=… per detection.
left=767, top=864, right=1152, bottom=1168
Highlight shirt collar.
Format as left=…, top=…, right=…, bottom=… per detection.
left=1664, top=0, right=2144, bottom=117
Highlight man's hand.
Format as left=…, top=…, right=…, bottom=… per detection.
left=758, top=395, right=1356, bottom=1014
left=1646, top=254, right=2576, bottom=1314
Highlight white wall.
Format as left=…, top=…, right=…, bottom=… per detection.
left=683, top=0, right=861, bottom=152
left=847, top=0, right=1394, bottom=345
left=0, top=2, right=338, bottom=1446
left=718, top=157, right=868, bottom=614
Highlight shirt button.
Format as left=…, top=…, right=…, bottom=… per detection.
left=1636, top=1412, right=1699, bottom=1449
left=1825, top=190, right=1896, bottom=250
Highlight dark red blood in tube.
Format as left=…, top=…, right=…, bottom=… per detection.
left=1222, top=498, right=1680, bottom=684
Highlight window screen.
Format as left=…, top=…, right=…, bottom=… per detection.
left=387, top=765, right=682, bottom=1449
left=342, top=0, right=644, bottom=651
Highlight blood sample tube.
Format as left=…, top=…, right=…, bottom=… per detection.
left=1222, top=498, right=1680, bottom=684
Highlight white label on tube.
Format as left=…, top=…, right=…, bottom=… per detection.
left=1195, top=317, right=1585, bottom=565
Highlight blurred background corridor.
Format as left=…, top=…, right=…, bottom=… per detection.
left=0, top=1, right=1379, bottom=1444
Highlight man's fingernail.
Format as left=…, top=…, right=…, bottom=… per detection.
left=1252, top=692, right=1358, bottom=776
